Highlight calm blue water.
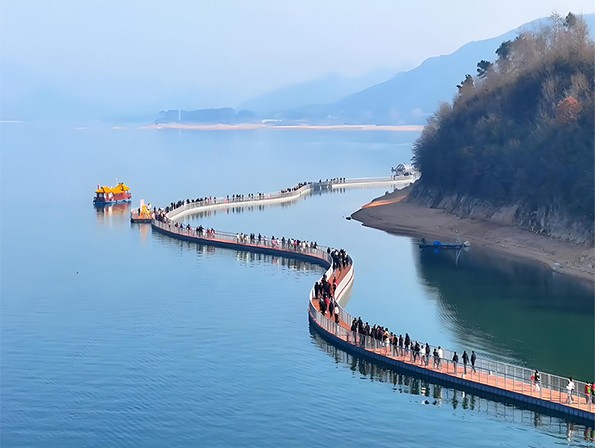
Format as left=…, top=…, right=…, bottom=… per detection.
left=1, top=124, right=593, bottom=447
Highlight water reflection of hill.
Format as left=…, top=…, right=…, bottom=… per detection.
left=311, top=330, right=593, bottom=444
left=414, top=245, right=594, bottom=380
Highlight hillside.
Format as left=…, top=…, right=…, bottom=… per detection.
left=238, top=69, right=395, bottom=115
left=151, top=14, right=595, bottom=127
left=309, top=31, right=520, bottom=125
left=410, top=13, right=594, bottom=244
left=151, top=28, right=523, bottom=126
left=278, top=14, right=595, bottom=125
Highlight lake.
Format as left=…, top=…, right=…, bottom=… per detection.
left=1, top=123, right=593, bottom=447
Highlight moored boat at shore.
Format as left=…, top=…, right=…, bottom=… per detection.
left=93, top=182, right=132, bottom=204
left=418, top=237, right=470, bottom=250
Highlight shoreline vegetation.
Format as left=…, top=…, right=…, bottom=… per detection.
left=409, top=14, right=594, bottom=246
left=352, top=187, right=595, bottom=285
left=142, top=123, right=424, bottom=132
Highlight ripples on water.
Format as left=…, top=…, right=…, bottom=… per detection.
left=311, top=332, right=595, bottom=447
left=2, top=126, right=593, bottom=447
left=415, top=247, right=595, bottom=379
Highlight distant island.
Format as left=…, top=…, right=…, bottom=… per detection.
left=145, top=121, right=424, bottom=132
left=154, top=107, right=257, bottom=125
left=151, top=107, right=425, bottom=130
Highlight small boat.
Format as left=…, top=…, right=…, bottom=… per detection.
left=130, top=199, right=153, bottom=223
left=418, top=238, right=470, bottom=250
left=93, top=182, right=132, bottom=204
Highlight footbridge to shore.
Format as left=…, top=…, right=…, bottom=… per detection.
left=165, top=176, right=417, bottom=221
left=148, top=175, right=595, bottom=427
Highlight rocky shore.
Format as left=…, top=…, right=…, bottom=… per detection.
left=351, top=187, right=595, bottom=284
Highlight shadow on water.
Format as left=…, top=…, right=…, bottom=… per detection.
left=413, top=243, right=595, bottom=380
left=310, top=329, right=595, bottom=444
left=151, top=231, right=324, bottom=273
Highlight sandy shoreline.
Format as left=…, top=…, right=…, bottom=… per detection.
left=352, top=188, right=595, bottom=284
left=142, top=123, right=424, bottom=132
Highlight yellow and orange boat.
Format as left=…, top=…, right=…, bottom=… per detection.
left=93, top=182, right=132, bottom=205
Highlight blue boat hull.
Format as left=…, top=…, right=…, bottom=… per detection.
left=418, top=243, right=464, bottom=250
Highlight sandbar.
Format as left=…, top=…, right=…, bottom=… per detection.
left=142, top=123, right=424, bottom=132
left=352, top=188, right=595, bottom=284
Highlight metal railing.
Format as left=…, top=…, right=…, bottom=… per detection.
left=152, top=219, right=333, bottom=265
left=154, top=173, right=593, bottom=415
left=165, top=183, right=312, bottom=220
left=335, top=174, right=420, bottom=186
left=309, top=293, right=594, bottom=413
left=311, top=332, right=586, bottom=439
left=163, top=175, right=418, bottom=220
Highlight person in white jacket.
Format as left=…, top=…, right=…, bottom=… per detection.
left=566, top=377, right=575, bottom=403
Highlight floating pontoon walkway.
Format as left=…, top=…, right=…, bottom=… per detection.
left=151, top=176, right=595, bottom=426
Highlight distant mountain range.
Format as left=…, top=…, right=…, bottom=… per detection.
left=237, top=68, right=397, bottom=115
left=3, top=14, right=592, bottom=125
left=156, top=14, right=594, bottom=126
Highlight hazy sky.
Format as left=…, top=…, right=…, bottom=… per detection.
left=1, top=0, right=594, bottom=109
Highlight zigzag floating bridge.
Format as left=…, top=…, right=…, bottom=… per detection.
left=148, top=176, right=595, bottom=426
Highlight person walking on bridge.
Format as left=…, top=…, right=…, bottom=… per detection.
left=532, top=370, right=541, bottom=392
left=566, top=377, right=575, bottom=404
left=471, top=351, right=477, bottom=373
left=398, top=335, right=404, bottom=357
left=452, top=352, right=459, bottom=374
left=351, top=318, right=358, bottom=344
left=462, top=351, right=469, bottom=375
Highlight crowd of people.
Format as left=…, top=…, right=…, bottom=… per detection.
left=164, top=197, right=216, bottom=213
left=535, top=373, right=595, bottom=405
left=280, top=182, right=309, bottom=194
left=234, top=233, right=319, bottom=251
left=313, top=249, right=352, bottom=324
left=312, top=263, right=595, bottom=407
left=328, top=248, right=351, bottom=270
left=159, top=181, right=314, bottom=215
left=156, top=187, right=591, bottom=409
left=155, top=177, right=369, bottom=221
left=155, top=209, right=326, bottom=258
left=315, top=277, right=593, bottom=405
left=314, top=273, right=340, bottom=324
left=317, top=177, right=346, bottom=184
left=345, top=317, right=479, bottom=374
left=312, top=258, right=468, bottom=375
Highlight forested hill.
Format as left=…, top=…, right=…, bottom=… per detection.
left=411, top=13, right=595, bottom=244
